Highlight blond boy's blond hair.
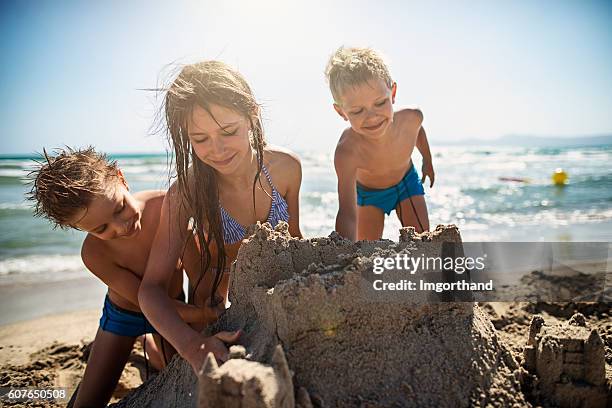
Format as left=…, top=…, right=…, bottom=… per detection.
left=325, top=46, right=394, bottom=104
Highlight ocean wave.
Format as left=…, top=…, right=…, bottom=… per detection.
left=565, top=174, right=612, bottom=188
left=0, top=168, right=28, bottom=178
left=0, top=202, right=31, bottom=211
left=121, top=164, right=169, bottom=175
left=300, top=151, right=332, bottom=165
left=0, top=159, right=37, bottom=168
left=473, top=208, right=612, bottom=227
left=114, top=155, right=167, bottom=165
left=0, top=254, right=85, bottom=277
left=302, top=192, right=338, bottom=205
left=0, top=177, right=28, bottom=186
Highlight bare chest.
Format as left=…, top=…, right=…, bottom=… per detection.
left=112, top=242, right=150, bottom=277
left=219, top=182, right=278, bottom=229
left=356, top=135, right=417, bottom=188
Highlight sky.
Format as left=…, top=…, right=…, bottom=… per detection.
left=1, top=0, right=611, bottom=155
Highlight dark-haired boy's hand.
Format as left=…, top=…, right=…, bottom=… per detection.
left=421, top=159, right=435, bottom=188
left=199, top=295, right=227, bottom=324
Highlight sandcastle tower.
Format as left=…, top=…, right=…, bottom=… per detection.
left=113, top=223, right=526, bottom=408
left=523, top=313, right=608, bottom=407
left=198, top=345, right=294, bottom=408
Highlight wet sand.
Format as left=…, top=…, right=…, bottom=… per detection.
left=0, top=277, right=145, bottom=407
left=0, top=275, right=106, bottom=326
left=0, top=226, right=610, bottom=407
left=0, top=309, right=153, bottom=407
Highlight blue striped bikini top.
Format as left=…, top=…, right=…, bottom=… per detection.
left=220, top=165, right=289, bottom=245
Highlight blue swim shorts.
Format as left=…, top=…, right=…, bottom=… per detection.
left=99, top=295, right=157, bottom=337
left=356, top=164, right=425, bottom=215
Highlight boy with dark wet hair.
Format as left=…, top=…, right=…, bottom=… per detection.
left=28, top=146, right=223, bottom=407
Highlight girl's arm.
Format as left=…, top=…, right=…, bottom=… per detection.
left=138, top=183, right=239, bottom=373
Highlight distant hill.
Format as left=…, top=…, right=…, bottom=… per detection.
left=436, top=134, right=612, bottom=147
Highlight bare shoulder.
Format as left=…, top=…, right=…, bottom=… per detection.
left=133, top=190, right=166, bottom=211
left=81, top=234, right=113, bottom=274
left=334, top=128, right=358, bottom=166
left=133, top=190, right=165, bottom=201
left=395, top=108, right=424, bottom=128
left=338, top=126, right=359, bottom=146
left=264, top=145, right=302, bottom=176
left=264, top=145, right=302, bottom=195
left=162, top=180, right=182, bottom=209
left=164, top=177, right=195, bottom=225
left=264, top=145, right=301, bottom=167
left=166, top=166, right=196, bottom=204
left=335, top=128, right=356, bottom=157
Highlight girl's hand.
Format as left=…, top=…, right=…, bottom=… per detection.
left=183, top=330, right=242, bottom=374
left=421, top=160, right=435, bottom=188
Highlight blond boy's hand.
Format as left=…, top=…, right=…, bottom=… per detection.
left=421, top=160, right=435, bottom=188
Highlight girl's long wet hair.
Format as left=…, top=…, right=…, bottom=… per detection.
left=160, top=61, right=266, bottom=306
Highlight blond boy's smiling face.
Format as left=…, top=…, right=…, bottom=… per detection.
left=334, top=78, right=396, bottom=139
left=71, top=177, right=142, bottom=241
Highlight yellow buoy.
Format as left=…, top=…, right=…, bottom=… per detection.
left=552, top=168, right=568, bottom=186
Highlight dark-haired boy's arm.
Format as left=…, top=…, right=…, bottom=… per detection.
left=334, top=146, right=358, bottom=241
left=81, top=240, right=210, bottom=324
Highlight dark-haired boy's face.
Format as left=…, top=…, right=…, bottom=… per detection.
left=334, top=78, right=396, bottom=139
left=187, top=104, right=252, bottom=175
left=71, top=179, right=142, bottom=241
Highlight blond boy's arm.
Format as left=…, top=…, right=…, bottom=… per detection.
left=416, top=127, right=432, bottom=163
left=412, top=110, right=435, bottom=187
left=81, top=239, right=207, bottom=324
left=334, top=144, right=358, bottom=241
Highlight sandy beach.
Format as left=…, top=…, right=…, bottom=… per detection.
left=0, top=276, right=106, bottom=326
left=0, top=310, right=154, bottom=407
left=1, top=227, right=610, bottom=407
left=1, top=302, right=610, bottom=407
left=0, top=277, right=148, bottom=406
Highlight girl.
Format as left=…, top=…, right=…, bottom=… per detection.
left=138, top=61, right=302, bottom=373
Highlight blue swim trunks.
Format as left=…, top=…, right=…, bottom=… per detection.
left=356, top=164, right=425, bottom=215
left=99, top=295, right=157, bottom=337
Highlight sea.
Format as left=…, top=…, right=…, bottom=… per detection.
left=1, top=144, right=611, bottom=286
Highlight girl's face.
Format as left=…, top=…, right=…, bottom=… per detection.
left=187, top=104, right=252, bottom=175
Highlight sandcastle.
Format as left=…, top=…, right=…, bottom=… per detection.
left=523, top=313, right=608, bottom=407
left=113, top=223, right=527, bottom=407
left=199, top=345, right=295, bottom=408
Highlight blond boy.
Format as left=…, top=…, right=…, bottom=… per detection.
left=28, top=147, right=223, bottom=408
left=326, top=47, right=435, bottom=241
